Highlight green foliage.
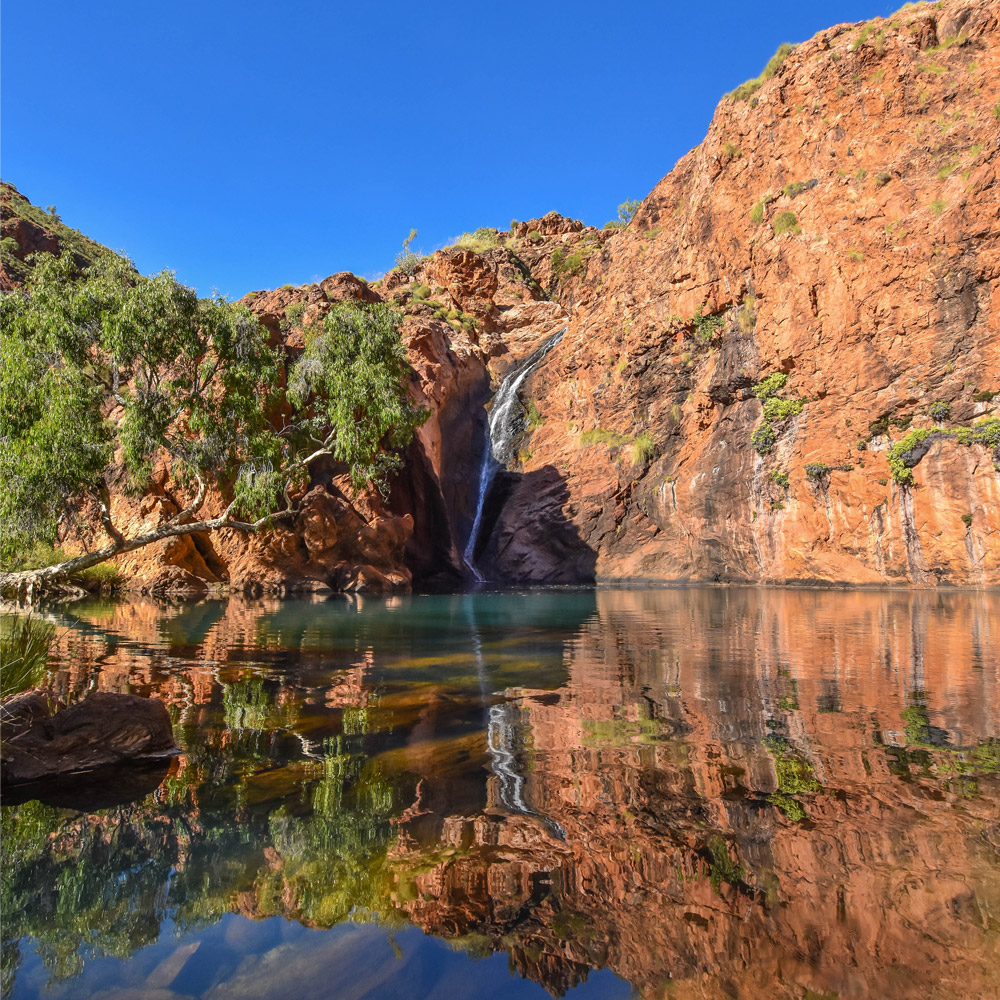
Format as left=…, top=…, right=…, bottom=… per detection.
left=632, top=432, right=655, bottom=464
left=751, top=423, right=777, bottom=455
left=868, top=414, right=890, bottom=438
left=887, top=427, right=935, bottom=485
left=692, top=306, right=724, bottom=343
left=283, top=300, right=307, bottom=328
left=751, top=373, right=803, bottom=456
left=0, top=614, right=54, bottom=699
left=525, top=398, right=544, bottom=433
left=753, top=372, right=788, bottom=399
left=394, top=228, right=421, bottom=275
left=728, top=42, right=796, bottom=101
left=451, top=227, right=498, bottom=253
left=579, top=428, right=630, bottom=448
left=762, top=397, right=804, bottom=422
left=605, top=198, right=641, bottom=229
left=0, top=252, right=423, bottom=571
left=927, top=31, right=969, bottom=52
left=750, top=199, right=766, bottom=225
left=930, top=199, right=947, bottom=215
left=617, top=199, right=641, bottom=225
left=961, top=513, right=973, bottom=528
left=955, top=417, right=1000, bottom=450
left=884, top=419, right=1000, bottom=485
left=772, top=210, right=800, bottom=236
left=929, top=400, right=950, bottom=421
left=1, top=252, right=278, bottom=560
left=804, top=462, right=830, bottom=481
left=770, top=469, right=790, bottom=489
left=875, top=171, right=892, bottom=187
left=551, top=248, right=585, bottom=280
left=285, top=301, right=427, bottom=496
left=973, top=389, right=996, bottom=402
left=738, top=295, right=757, bottom=331
left=77, top=561, right=126, bottom=593
left=850, top=22, right=876, bottom=50
left=782, top=180, right=810, bottom=198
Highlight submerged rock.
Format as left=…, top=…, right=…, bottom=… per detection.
left=0, top=690, right=179, bottom=787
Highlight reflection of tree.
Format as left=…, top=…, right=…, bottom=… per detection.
left=223, top=677, right=273, bottom=732
left=1, top=800, right=174, bottom=984
left=0, top=722, right=414, bottom=988
left=254, top=740, right=404, bottom=927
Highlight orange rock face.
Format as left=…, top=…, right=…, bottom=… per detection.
left=494, top=0, right=1000, bottom=586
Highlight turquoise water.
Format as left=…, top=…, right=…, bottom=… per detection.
left=2, top=588, right=999, bottom=999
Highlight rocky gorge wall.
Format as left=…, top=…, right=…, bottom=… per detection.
left=2, top=0, right=998, bottom=592
left=491, top=0, right=1000, bottom=588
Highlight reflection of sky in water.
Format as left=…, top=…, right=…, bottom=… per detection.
left=11, top=917, right=631, bottom=999
left=3, top=588, right=999, bottom=1000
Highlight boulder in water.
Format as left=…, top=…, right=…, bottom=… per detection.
left=1, top=690, right=179, bottom=787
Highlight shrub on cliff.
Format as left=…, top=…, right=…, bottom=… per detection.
left=450, top=228, right=498, bottom=253
left=727, top=42, right=796, bottom=102
left=772, top=211, right=800, bottom=236
left=394, top=228, right=421, bottom=275
left=0, top=254, right=425, bottom=594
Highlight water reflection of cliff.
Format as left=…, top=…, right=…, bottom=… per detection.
left=389, top=590, right=1000, bottom=999
left=3, top=590, right=998, bottom=999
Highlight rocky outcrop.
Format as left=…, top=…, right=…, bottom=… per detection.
left=0, top=690, right=178, bottom=786
left=3, top=0, right=998, bottom=590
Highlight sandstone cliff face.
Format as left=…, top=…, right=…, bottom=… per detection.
left=495, top=0, right=1000, bottom=586
left=3, top=0, right=998, bottom=591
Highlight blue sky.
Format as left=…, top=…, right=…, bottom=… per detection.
left=3, top=0, right=895, bottom=296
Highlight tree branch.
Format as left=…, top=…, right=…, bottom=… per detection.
left=165, top=472, right=207, bottom=526
left=98, top=483, right=126, bottom=549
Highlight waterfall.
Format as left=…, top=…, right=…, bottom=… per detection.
left=463, top=328, right=565, bottom=579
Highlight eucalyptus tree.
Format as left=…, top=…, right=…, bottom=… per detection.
left=0, top=253, right=424, bottom=593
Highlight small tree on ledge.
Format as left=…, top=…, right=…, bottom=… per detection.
left=603, top=199, right=641, bottom=230
left=0, top=253, right=425, bottom=598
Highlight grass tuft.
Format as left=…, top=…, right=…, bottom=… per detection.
left=728, top=43, right=796, bottom=102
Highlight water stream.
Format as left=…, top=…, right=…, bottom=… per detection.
left=463, top=328, right=565, bottom=579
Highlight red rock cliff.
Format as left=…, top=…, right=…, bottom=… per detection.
left=489, top=0, right=1000, bottom=586
left=3, top=0, right=998, bottom=591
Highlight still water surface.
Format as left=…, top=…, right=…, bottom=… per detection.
left=2, top=588, right=999, bottom=1000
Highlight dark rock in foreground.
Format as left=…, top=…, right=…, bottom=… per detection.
left=1, top=690, right=179, bottom=786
